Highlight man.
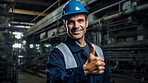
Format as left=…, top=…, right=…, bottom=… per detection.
left=46, top=0, right=111, bottom=83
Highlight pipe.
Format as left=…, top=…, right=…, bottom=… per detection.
left=33, top=21, right=62, bottom=35
left=30, top=0, right=60, bottom=23
left=90, top=0, right=126, bottom=16
left=88, top=3, right=148, bottom=26
left=87, top=18, right=128, bottom=30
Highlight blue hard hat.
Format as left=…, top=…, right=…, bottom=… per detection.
left=60, top=0, right=88, bottom=21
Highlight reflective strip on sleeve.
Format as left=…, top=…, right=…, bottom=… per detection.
left=56, top=43, right=77, bottom=69
left=93, top=44, right=104, bottom=59
left=56, top=43, right=104, bottom=69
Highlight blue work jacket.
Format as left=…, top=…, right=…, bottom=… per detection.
left=46, top=36, right=111, bottom=83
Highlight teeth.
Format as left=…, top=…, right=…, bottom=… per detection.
left=72, top=30, right=81, bottom=32
left=72, top=29, right=82, bottom=32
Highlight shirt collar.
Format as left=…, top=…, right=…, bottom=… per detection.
left=64, top=36, right=92, bottom=53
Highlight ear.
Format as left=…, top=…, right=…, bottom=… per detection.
left=86, top=19, right=88, bottom=28
left=63, top=23, right=67, bottom=31
left=63, top=23, right=66, bottom=27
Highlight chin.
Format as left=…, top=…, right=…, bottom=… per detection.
left=71, top=35, right=84, bottom=40
left=68, top=32, right=84, bottom=40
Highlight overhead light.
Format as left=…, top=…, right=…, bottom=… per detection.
left=11, top=21, right=34, bottom=26
left=8, top=23, right=11, bottom=27
left=11, top=25, right=31, bottom=28
left=18, top=55, right=24, bottom=58
left=13, top=43, right=21, bottom=48
left=12, top=32, right=23, bottom=39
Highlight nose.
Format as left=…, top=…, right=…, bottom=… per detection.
left=74, top=21, right=79, bottom=28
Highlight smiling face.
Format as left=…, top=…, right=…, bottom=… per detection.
left=64, top=14, right=88, bottom=40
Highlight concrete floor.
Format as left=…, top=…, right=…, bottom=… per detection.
left=18, top=70, right=46, bottom=83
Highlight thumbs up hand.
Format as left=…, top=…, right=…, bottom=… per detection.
left=83, top=44, right=105, bottom=75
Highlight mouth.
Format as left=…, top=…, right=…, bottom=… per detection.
left=71, top=29, right=83, bottom=34
left=72, top=27, right=83, bottom=32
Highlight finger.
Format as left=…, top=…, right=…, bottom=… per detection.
left=96, top=57, right=104, bottom=62
left=92, top=70, right=104, bottom=75
left=96, top=61, right=105, bottom=66
left=98, top=66, right=105, bottom=70
left=99, top=70, right=104, bottom=74
left=88, top=44, right=96, bottom=59
left=90, top=44, right=96, bottom=56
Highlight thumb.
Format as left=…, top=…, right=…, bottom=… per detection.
left=89, top=44, right=96, bottom=58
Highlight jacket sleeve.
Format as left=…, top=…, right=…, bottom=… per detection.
left=46, top=48, right=87, bottom=83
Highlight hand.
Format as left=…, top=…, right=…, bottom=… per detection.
left=83, top=44, right=105, bottom=75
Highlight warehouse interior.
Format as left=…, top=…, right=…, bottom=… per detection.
left=0, top=0, right=148, bottom=83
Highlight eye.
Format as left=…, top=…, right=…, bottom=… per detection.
left=78, top=19, right=84, bottom=23
left=67, top=20, right=74, bottom=25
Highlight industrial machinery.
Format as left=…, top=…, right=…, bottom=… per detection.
left=23, top=0, right=148, bottom=83
left=86, top=0, right=148, bottom=82
left=0, top=2, right=17, bottom=83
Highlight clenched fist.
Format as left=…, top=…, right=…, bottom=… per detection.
left=83, top=44, right=105, bottom=75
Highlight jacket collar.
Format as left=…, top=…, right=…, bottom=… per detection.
left=64, top=36, right=92, bottom=53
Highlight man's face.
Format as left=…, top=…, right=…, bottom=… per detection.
left=65, top=14, right=88, bottom=40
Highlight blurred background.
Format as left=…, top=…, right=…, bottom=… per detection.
left=0, top=0, right=148, bottom=83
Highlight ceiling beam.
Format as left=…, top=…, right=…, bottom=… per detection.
left=12, top=14, right=44, bottom=23
left=14, top=0, right=50, bottom=6
left=9, top=8, right=49, bottom=16
left=1, top=0, right=50, bottom=7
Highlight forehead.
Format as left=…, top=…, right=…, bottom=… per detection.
left=67, top=14, right=85, bottom=20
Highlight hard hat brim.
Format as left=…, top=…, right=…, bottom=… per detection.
left=60, top=11, right=88, bottom=21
